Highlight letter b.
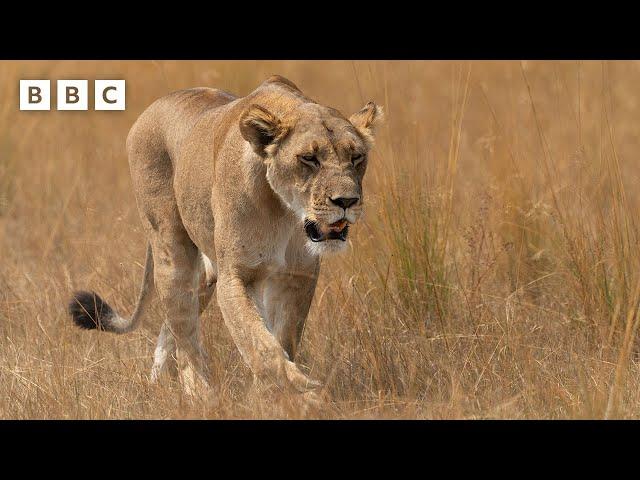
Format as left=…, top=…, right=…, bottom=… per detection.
left=67, top=87, right=79, bottom=103
left=20, top=80, right=50, bottom=110
left=57, top=80, right=88, bottom=110
left=29, top=87, right=42, bottom=104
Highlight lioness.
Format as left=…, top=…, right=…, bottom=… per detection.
left=68, top=75, right=383, bottom=397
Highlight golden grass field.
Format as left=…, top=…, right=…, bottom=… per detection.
left=2, top=60, right=640, bottom=419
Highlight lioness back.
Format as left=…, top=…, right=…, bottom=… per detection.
left=126, top=87, right=238, bottom=166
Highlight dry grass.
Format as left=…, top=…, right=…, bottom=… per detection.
left=2, top=60, right=640, bottom=418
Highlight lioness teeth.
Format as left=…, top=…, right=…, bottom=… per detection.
left=328, top=220, right=348, bottom=232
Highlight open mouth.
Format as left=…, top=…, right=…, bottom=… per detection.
left=304, top=219, right=350, bottom=242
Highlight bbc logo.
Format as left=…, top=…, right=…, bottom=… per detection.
left=20, top=80, right=126, bottom=111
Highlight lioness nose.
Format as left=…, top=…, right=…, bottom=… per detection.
left=330, top=196, right=359, bottom=209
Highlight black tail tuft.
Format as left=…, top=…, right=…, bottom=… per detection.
left=68, top=290, right=114, bottom=331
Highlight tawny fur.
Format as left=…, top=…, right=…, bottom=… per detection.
left=69, top=75, right=383, bottom=398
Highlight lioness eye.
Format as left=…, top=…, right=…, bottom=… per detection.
left=351, top=153, right=364, bottom=166
left=299, top=154, right=319, bottom=167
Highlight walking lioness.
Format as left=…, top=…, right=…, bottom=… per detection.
left=68, top=75, right=383, bottom=398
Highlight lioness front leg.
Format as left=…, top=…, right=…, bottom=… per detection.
left=216, top=272, right=320, bottom=394
left=264, top=261, right=319, bottom=361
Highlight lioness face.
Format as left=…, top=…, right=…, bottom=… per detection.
left=240, top=101, right=383, bottom=256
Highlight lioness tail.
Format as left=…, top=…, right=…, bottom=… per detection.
left=68, top=244, right=155, bottom=334
left=69, top=290, right=123, bottom=332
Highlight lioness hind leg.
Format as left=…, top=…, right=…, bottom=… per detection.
left=198, top=253, right=217, bottom=316
left=153, top=252, right=217, bottom=383
left=151, top=322, right=178, bottom=382
left=127, top=142, right=214, bottom=391
left=149, top=226, right=214, bottom=393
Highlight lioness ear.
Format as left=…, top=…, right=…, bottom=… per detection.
left=349, top=101, right=384, bottom=146
left=239, top=104, right=286, bottom=156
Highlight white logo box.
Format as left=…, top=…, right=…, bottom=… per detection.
left=20, top=80, right=126, bottom=111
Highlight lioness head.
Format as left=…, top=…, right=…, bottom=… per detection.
left=240, top=98, right=383, bottom=255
